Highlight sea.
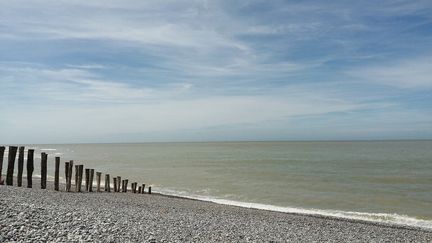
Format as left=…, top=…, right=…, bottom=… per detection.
left=2, top=140, right=432, bottom=229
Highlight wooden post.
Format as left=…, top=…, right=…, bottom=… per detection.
left=138, top=186, right=142, bottom=194
left=78, top=165, right=84, bottom=192
left=17, top=146, right=25, bottom=187
left=65, top=161, right=70, bottom=190
left=148, top=186, right=151, bottom=194
left=75, top=165, right=80, bottom=192
left=41, top=152, right=47, bottom=189
left=117, top=176, right=121, bottom=192
left=106, top=174, right=111, bottom=192
left=6, top=146, right=18, bottom=186
left=96, top=172, right=101, bottom=192
left=142, top=184, right=145, bottom=194
left=26, top=149, right=34, bottom=188
left=0, top=146, right=4, bottom=184
left=89, top=169, right=94, bottom=192
left=125, top=179, right=128, bottom=192
left=113, top=177, right=117, bottom=192
left=67, top=160, right=73, bottom=192
left=54, top=157, right=60, bottom=191
left=85, top=168, right=90, bottom=191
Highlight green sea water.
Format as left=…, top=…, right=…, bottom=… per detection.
left=3, top=140, right=432, bottom=228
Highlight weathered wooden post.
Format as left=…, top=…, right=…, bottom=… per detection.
left=117, top=176, right=121, bottom=192
left=41, top=152, right=47, bottom=189
left=89, top=169, right=94, bottom=192
left=0, top=146, right=4, bottom=185
left=54, top=157, right=60, bottom=191
left=125, top=179, right=129, bottom=192
left=26, top=149, right=34, bottom=188
left=141, top=184, right=145, bottom=194
left=0, top=146, right=5, bottom=183
left=65, top=161, right=70, bottom=190
left=17, top=146, right=25, bottom=187
left=6, top=146, right=18, bottom=186
left=75, top=165, right=80, bottom=192
left=113, top=177, right=118, bottom=192
left=148, top=186, right=152, bottom=194
left=66, top=160, right=73, bottom=192
left=85, top=168, right=90, bottom=191
left=78, top=165, right=84, bottom=192
left=105, top=174, right=111, bottom=192
left=96, top=172, right=101, bottom=192
left=138, top=186, right=142, bottom=194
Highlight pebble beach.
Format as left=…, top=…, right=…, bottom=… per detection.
left=1, top=180, right=431, bottom=242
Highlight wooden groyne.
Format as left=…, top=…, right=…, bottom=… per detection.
left=0, top=146, right=152, bottom=194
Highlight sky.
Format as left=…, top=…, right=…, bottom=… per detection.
left=1, top=0, right=432, bottom=143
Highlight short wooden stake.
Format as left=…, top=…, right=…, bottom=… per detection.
left=78, top=165, right=84, bottom=192
left=55, top=157, right=60, bottom=191
left=6, top=146, right=18, bottom=186
left=142, top=184, right=145, bottom=194
left=67, top=160, right=73, bottom=192
left=105, top=174, right=110, bottom=192
left=113, top=177, right=118, bottom=192
left=138, top=186, right=142, bottom=194
left=117, top=176, right=121, bottom=192
left=65, top=162, right=70, bottom=190
left=41, top=152, right=47, bottom=189
left=26, top=149, right=34, bottom=188
left=89, top=169, right=94, bottom=192
left=75, top=165, right=80, bottom=192
left=148, top=186, right=151, bottom=194
left=0, top=146, right=5, bottom=184
left=125, top=179, right=128, bottom=192
left=85, top=168, right=90, bottom=191
left=96, top=172, right=101, bottom=192
left=17, top=146, right=25, bottom=187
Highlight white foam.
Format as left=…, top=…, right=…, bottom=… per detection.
left=155, top=188, right=432, bottom=230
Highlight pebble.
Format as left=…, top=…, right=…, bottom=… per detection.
left=1, top=181, right=432, bottom=242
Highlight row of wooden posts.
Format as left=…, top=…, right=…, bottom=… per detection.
left=0, top=146, right=151, bottom=194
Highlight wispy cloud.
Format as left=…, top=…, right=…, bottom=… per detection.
left=1, top=0, right=432, bottom=142
left=347, top=57, right=432, bottom=89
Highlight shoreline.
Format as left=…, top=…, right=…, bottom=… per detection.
left=1, top=179, right=432, bottom=242
left=154, top=192, right=432, bottom=233
left=5, top=176, right=432, bottom=232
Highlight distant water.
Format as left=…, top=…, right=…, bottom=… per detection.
left=2, top=141, right=432, bottom=228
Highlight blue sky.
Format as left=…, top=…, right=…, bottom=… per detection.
left=1, top=0, right=431, bottom=143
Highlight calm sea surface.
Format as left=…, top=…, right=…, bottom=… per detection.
left=4, top=140, right=432, bottom=228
